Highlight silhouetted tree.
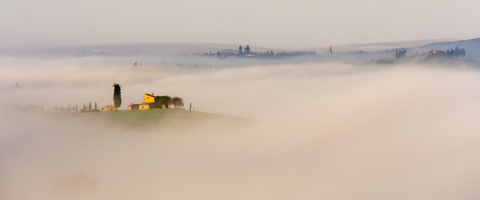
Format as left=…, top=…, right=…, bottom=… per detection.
left=171, top=97, right=184, bottom=108
left=154, top=95, right=172, bottom=108
left=238, top=45, right=243, bottom=55
left=245, top=45, right=251, bottom=54
left=113, top=83, right=122, bottom=110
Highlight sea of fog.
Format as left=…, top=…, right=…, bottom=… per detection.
left=1, top=55, right=480, bottom=200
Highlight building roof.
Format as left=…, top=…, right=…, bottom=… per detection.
left=144, top=93, right=155, bottom=97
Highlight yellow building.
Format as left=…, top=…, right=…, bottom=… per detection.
left=139, top=104, right=150, bottom=110
left=128, top=103, right=151, bottom=110
left=128, top=92, right=168, bottom=110
left=127, top=104, right=139, bottom=110
left=144, top=93, right=155, bottom=103
left=101, top=105, right=116, bottom=111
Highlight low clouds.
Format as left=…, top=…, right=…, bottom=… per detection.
left=1, top=57, right=480, bottom=200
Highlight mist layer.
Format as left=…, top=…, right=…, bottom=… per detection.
left=1, top=58, right=480, bottom=200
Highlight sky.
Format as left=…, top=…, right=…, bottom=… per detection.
left=1, top=0, right=479, bottom=48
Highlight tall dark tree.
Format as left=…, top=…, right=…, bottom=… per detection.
left=113, top=83, right=122, bottom=110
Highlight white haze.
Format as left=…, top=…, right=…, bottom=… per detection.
left=1, top=57, right=480, bottom=200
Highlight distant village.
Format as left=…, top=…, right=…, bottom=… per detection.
left=395, top=47, right=467, bottom=60
left=196, top=44, right=316, bottom=59
left=192, top=44, right=467, bottom=63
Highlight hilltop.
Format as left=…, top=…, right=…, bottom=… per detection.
left=420, top=38, right=480, bottom=62
left=422, top=38, right=480, bottom=49
left=19, top=108, right=251, bottom=131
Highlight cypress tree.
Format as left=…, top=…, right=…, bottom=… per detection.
left=113, top=83, right=122, bottom=110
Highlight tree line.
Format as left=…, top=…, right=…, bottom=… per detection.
left=154, top=96, right=184, bottom=109
left=446, top=47, right=466, bottom=57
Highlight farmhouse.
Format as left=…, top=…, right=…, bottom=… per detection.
left=128, top=93, right=172, bottom=110
left=101, top=105, right=116, bottom=111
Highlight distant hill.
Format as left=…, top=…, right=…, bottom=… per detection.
left=422, top=38, right=480, bottom=49
left=420, top=38, right=480, bottom=62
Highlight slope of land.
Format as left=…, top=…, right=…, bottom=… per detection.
left=21, top=109, right=251, bottom=131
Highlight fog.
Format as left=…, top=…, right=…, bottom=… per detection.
left=2, top=56, right=480, bottom=200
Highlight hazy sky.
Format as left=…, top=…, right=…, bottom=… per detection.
left=1, top=0, right=479, bottom=48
